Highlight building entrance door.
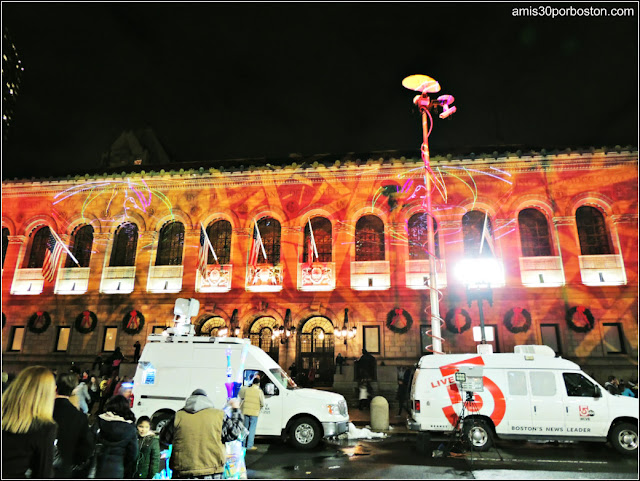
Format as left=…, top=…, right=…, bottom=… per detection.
left=249, top=317, right=280, bottom=364
left=298, top=317, right=335, bottom=387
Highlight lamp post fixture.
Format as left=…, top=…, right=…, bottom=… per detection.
left=467, top=286, right=493, bottom=345
left=334, top=308, right=357, bottom=347
left=279, top=308, right=296, bottom=344
left=402, top=74, right=457, bottom=355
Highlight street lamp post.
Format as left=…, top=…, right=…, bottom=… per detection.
left=403, top=75, right=456, bottom=355
left=466, top=286, right=493, bottom=344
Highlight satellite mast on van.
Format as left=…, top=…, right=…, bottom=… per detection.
left=165, top=297, right=200, bottom=336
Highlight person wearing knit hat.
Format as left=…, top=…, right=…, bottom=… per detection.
left=159, top=389, right=245, bottom=479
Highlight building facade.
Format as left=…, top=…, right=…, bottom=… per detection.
left=2, top=147, right=638, bottom=385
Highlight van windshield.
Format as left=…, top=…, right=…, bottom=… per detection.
left=269, top=368, right=298, bottom=390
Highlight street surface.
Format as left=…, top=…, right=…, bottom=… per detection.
left=245, top=434, right=638, bottom=479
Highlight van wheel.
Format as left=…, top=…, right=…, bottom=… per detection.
left=151, top=411, right=173, bottom=433
left=609, top=422, right=638, bottom=455
left=463, top=418, right=493, bottom=452
left=289, top=417, right=321, bottom=450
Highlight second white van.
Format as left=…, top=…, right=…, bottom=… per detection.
left=131, top=335, right=349, bottom=449
left=408, top=345, right=638, bottom=455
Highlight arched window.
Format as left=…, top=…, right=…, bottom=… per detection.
left=196, top=316, right=227, bottom=337
left=254, top=217, right=281, bottom=265
left=462, top=210, right=493, bottom=257
left=408, top=212, right=440, bottom=259
left=65, top=225, right=94, bottom=268
left=249, top=316, right=280, bottom=362
left=109, top=223, right=138, bottom=267
left=155, top=221, right=185, bottom=266
left=206, top=220, right=232, bottom=265
left=25, top=226, right=51, bottom=268
left=355, top=215, right=385, bottom=261
left=2, top=227, right=9, bottom=268
left=518, top=209, right=552, bottom=257
left=303, top=217, right=332, bottom=263
left=576, top=206, right=612, bottom=255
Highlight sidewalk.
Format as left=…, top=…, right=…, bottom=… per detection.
left=347, top=405, right=414, bottom=435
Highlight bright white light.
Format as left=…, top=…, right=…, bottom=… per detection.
left=318, top=331, right=325, bottom=340
left=455, top=258, right=505, bottom=288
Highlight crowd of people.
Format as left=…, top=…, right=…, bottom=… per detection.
left=1, top=355, right=262, bottom=479
left=604, top=375, right=638, bottom=397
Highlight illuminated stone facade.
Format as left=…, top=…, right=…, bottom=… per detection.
left=2, top=148, right=638, bottom=384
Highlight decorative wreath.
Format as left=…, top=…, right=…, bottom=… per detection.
left=445, top=308, right=472, bottom=334
left=28, top=311, right=51, bottom=334
left=122, top=309, right=145, bottom=335
left=566, top=306, right=595, bottom=333
left=386, top=308, right=413, bottom=334
left=504, top=308, right=532, bottom=334
left=75, top=310, right=98, bottom=334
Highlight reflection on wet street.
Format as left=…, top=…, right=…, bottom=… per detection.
left=245, top=434, right=638, bottom=479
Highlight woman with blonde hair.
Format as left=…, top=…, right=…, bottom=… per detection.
left=2, top=366, right=58, bottom=478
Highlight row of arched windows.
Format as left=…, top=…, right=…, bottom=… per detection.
left=1, top=205, right=614, bottom=271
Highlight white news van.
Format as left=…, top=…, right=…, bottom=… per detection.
left=131, top=335, right=349, bottom=449
left=407, top=345, right=638, bottom=455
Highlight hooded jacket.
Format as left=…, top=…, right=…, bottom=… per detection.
left=159, top=394, right=244, bottom=477
left=94, top=412, right=138, bottom=479
left=133, top=431, right=160, bottom=479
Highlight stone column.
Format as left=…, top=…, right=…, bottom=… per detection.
left=494, top=217, right=520, bottom=288
left=88, top=232, right=110, bottom=293
left=182, top=228, right=199, bottom=294
left=2, top=235, right=26, bottom=297
left=388, top=222, right=406, bottom=290
left=553, top=216, right=580, bottom=285
left=233, top=227, right=251, bottom=291
left=281, top=225, right=300, bottom=290
left=135, top=231, right=157, bottom=293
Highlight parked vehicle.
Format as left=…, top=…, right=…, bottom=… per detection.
left=131, top=335, right=349, bottom=449
left=407, top=345, right=638, bottom=455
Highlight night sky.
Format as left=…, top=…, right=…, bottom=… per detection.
left=2, top=2, right=638, bottom=180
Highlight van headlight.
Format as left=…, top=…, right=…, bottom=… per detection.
left=327, top=403, right=341, bottom=415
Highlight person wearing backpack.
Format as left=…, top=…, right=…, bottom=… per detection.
left=133, top=416, right=160, bottom=478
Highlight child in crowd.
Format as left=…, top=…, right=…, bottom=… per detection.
left=133, top=416, right=160, bottom=479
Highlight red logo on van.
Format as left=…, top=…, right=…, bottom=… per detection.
left=579, top=406, right=589, bottom=417
left=438, top=356, right=506, bottom=427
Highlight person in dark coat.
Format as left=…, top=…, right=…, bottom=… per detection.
left=52, top=372, right=96, bottom=478
left=108, top=347, right=125, bottom=376
left=358, top=349, right=377, bottom=381
left=94, top=395, right=138, bottom=479
left=2, top=366, right=58, bottom=479
left=133, top=341, right=142, bottom=363
left=133, top=416, right=160, bottom=478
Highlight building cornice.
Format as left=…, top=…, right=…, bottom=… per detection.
left=2, top=148, right=637, bottom=197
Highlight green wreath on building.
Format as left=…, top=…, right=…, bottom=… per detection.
left=75, top=310, right=98, bottom=334
left=122, top=309, right=145, bottom=335
left=386, top=308, right=413, bottom=334
left=504, top=307, right=532, bottom=334
left=445, top=308, right=472, bottom=334
left=28, top=311, right=51, bottom=334
left=566, top=306, right=595, bottom=333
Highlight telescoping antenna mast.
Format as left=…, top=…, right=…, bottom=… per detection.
left=402, top=74, right=457, bottom=355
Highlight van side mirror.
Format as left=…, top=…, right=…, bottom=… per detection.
left=594, top=386, right=602, bottom=398
left=265, top=383, right=276, bottom=396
